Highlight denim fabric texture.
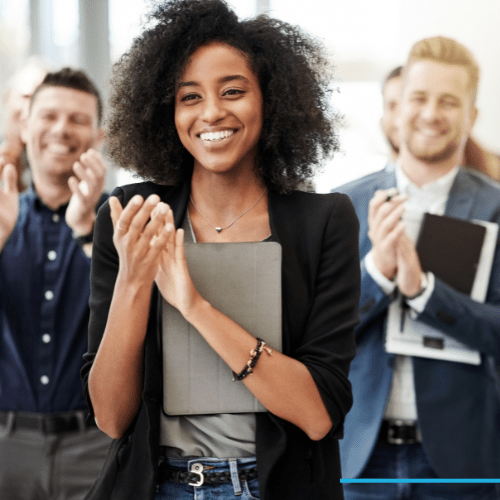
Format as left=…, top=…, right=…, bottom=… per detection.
left=154, top=457, right=259, bottom=500
left=343, top=440, right=500, bottom=500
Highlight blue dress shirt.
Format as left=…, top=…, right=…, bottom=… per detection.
left=0, top=186, right=107, bottom=413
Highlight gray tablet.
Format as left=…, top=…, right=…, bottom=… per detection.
left=161, top=241, right=282, bottom=415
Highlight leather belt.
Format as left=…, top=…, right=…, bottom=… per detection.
left=0, top=410, right=96, bottom=435
left=159, top=462, right=258, bottom=487
left=380, top=419, right=421, bottom=445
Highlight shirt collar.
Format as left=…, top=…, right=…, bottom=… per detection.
left=395, top=162, right=460, bottom=199
left=27, top=183, right=68, bottom=214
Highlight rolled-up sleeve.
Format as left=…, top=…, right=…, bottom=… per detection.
left=295, top=194, right=360, bottom=437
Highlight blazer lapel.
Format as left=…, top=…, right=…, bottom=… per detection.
left=369, top=168, right=479, bottom=219
left=444, top=169, right=478, bottom=219
left=159, top=180, right=191, bottom=228
left=374, top=168, right=397, bottom=192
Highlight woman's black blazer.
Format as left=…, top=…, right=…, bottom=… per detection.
left=81, top=179, right=360, bottom=500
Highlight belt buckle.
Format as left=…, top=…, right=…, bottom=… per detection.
left=189, top=463, right=204, bottom=487
left=386, top=419, right=418, bottom=445
left=387, top=421, right=404, bottom=445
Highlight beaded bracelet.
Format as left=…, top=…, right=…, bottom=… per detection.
left=232, top=337, right=272, bottom=381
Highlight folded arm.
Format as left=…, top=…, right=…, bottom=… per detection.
left=156, top=196, right=359, bottom=440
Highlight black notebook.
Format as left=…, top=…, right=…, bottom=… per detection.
left=416, top=213, right=486, bottom=295
left=386, top=212, right=497, bottom=365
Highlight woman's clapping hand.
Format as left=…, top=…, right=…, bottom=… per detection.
left=154, top=209, right=201, bottom=319
left=109, top=194, right=171, bottom=286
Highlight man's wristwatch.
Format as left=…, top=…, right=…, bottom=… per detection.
left=73, top=226, right=94, bottom=247
left=403, top=272, right=428, bottom=300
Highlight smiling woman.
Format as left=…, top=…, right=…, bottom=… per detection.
left=174, top=43, right=264, bottom=182
left=105, top=0, right=338, bottom=193
left=81, top=1, right=361, bottom=499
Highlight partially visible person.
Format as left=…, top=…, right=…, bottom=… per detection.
left=380, top=64, right=500, bottom=181
left=0, top=57, right=48, bottom=191
left=380, top=66, right=403, bottom=163
left=337, top=36, right=500, bottom=500
left=0, top=68, right=111, bottom=499
left=81, top=1, right=360, bottom=499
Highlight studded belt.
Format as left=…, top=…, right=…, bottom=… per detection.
left=158, top=461, right=258, bottom=487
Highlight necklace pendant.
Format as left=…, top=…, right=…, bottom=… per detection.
left=189, top=188, right=267, bottom=236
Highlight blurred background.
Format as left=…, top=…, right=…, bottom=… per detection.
left=1, top=0, right=499, bottom=192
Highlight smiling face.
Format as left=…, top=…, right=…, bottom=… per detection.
left=400, top=60, right=477, bottom=165
left=22, top=85, right=102, bottom=184
left=174, top=42, right=264, bottom=179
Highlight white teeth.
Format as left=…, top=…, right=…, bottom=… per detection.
left=47, top=144, right=71, bottom=154
left=419, top=129, right=440, bottom=137
left=200, top=130, right=234, bottom=142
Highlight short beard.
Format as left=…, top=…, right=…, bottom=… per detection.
left=406, top=138, right=459, bottom=164
left=387, top=138, right=400, bottom=155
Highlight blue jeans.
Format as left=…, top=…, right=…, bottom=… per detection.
left=154, top=457, right=260, bottom=500
left=343, top=440, right=500, bottom=500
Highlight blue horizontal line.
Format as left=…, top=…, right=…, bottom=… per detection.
left=341, top=479, right=500, bottom=484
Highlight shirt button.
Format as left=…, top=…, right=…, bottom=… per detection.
left=52, top=213, right=60, bottom=223
left=42, top=334, right=51, bottom=343
left=47, top=250, right=57, bottom=261
left=45, top=290, right=54, bottom=301
left=40, top=375, right=49, bottom=385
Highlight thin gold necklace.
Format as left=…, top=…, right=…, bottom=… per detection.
left=189, top=188, right=267, bottom=233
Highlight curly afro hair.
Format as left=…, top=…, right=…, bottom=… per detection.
left=107, top=0, right=339, bottom=193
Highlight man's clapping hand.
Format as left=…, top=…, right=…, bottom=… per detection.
left=66, top=148, right=106, bottom=237
left=0, top=164, right=19, bottom=252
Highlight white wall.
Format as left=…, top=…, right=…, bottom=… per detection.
left=5, top=0, right=496, bottom=190
left=270, top=0, right=500, bottom=191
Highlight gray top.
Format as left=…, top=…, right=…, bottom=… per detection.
left=160, top=212, right=273, bottom=458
